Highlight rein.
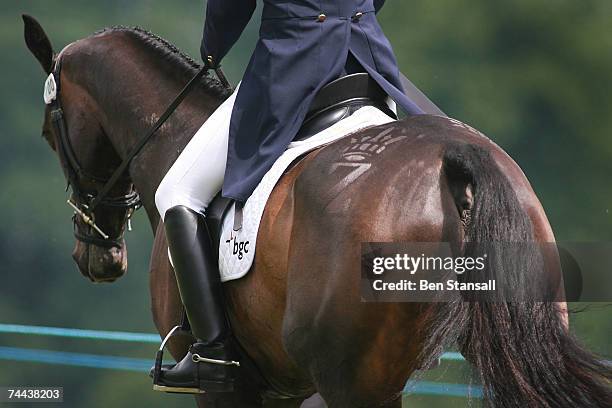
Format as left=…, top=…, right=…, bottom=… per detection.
left=45, top=56, right=231, bottom=247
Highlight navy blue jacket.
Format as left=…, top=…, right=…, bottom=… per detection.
left=201, top=0, right=423, bottom=202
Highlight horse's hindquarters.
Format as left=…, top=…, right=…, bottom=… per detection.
left=278, top=118, right=471, bottom=405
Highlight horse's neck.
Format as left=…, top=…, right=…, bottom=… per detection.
left=92, top=48, right=221, bottom=231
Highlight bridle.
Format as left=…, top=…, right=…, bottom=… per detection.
left=46, top=57, right=141, bottom=248
left=44, top=54, right=231, bottom=248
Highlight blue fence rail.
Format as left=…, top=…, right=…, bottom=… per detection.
left=0, top=346, right=152, bottom=372
left=0, top=323, right=160, bottom=343
left=0, top=323, right=480, bottom=398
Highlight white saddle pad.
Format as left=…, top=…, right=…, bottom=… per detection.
left=218, top=106, right=395, bottom=282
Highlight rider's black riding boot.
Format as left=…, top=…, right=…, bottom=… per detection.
left=152, top=205, right=238, bottom=393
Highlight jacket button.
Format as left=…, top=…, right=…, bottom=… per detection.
left=317, top=13, right=326, bottom=22
left=352, top=11, right=363, bottom=21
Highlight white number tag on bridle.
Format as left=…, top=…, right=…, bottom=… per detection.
left=44, top=73, right=57, bottom=105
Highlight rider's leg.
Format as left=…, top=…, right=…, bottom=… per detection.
left=156, top=205, right=237, bottom=393
left=155, top=84, right=239, bottom=220
left=152, top=86, right=240, bottom=393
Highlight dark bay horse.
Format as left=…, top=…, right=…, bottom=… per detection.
left=24, top=15, right=610, bottom=408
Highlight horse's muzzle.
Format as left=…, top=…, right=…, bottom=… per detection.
left=72, top=240, right=127, bottom=282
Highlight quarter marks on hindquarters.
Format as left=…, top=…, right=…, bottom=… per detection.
left=323, top=127, right=409, bottom=211
left=447, top=117, right=487, bottom=139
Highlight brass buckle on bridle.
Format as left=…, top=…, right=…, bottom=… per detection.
left=67, top=199, right=109, bottom=239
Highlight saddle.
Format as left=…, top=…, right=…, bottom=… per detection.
left=206, top=73, right=394, bottom=259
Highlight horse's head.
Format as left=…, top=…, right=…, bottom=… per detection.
left=23, top=15, right=139, bottom=283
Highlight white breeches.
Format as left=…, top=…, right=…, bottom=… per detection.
left=155, top=85, right=239, bottom=221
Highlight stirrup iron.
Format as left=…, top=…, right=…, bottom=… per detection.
left=152, top=325, right=184, bottom=388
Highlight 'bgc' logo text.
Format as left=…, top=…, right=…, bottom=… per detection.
left=226, top=237, right=250, bottom=260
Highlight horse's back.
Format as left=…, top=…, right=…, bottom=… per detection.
left=290, top=114, right=550, bottom=241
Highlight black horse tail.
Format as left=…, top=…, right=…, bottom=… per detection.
left=440, top=143, right=612, bottom=407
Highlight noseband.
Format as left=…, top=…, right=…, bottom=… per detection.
left=45, top=56, right=231, bottom=248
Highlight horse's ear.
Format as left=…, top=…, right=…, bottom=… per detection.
left=22, top=14, right=55, bottom=74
